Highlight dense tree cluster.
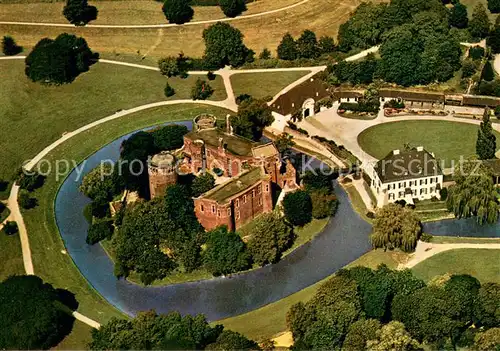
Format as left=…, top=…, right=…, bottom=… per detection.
left=447, top=161, right=499, bottom=225
left=158, top=53, right=189, bottom=77
left=25, top=34, right=98, bottom=85
left=370, top=203, right=422, bottom=252
left=202, top=22, right=254, bottom=68
left=63, top=0, right=97, bottom=25
left=1, top=36, right=22, bottom=56
left=301, top=169, right=339, bottom=219
left=277, top=30, right=335, bottom=61
left=89, top=310, right=258, bottom=350
left=0, top=275, right=76, bottom=349
left=230, top=97, right=274, bottom=141
left=327, top=54, right=378, bottom=85
left=162, top=0, right=194, bottom=24
left=287, top=266, right=500, bottom=350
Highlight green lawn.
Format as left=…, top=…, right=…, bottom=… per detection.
left=230, top=71, right=309, bottom=100
left=412, top=249, right=500, bottom=284
left=0, top=232, right=24, bottom=281
left=53, top=320, right=93, bottom=350
left=357, top=120, right=500, bottom=168
left=216, top=249, right=407, bottom=341
left=22, top=104, right=232, bottom=324
left=0, top=207, right=10, bottom=223
left=0, top=60, right=226, bottom=198
left=430, top=236, right=500, bottom=244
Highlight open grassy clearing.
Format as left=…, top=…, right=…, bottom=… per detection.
left=0, top=60, right=225, bottom=198
left=53, top=320, right=93, bottom=350
left=0, top=232, right=24, bottom=281
left=358, top=120, right=500, bottom=168
left=217, top=249, right=407, bottom=341
left=230, top=71, right=309, bottom=99
left=412, top=249, right=500, bottom=284
left=22, top=104, right=232, bottom=323
left=0, top=0, right=301, bottom=24
left=0, top=0, right=385, bottom=59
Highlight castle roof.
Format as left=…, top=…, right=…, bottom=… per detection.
left=150, top=152, right=175, bottom=168
left=201, top=167, right=268, bottom=203
left=251, top=143, right=279, bottom=159
left=184, top=128, right=259, bottom=157
left=375, top=147, right=442, bottom=183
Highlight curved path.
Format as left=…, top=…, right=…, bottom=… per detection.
left=0, top=0, right=310, bottom=28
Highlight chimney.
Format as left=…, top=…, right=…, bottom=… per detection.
left=416, top=146, right=424, bottom=152
left=393, top=149, right=400, bottom=155
left=226, top=114, right=233, bottom=135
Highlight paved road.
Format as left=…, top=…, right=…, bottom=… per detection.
left=0, top=0, right=310, bottom=28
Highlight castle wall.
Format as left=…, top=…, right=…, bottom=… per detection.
left=148, top=167, right=178, bottom=198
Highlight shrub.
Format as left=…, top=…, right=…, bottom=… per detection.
left=164, top=82, right=175, bottom=97
left=86, top=220, right=113, bottom=245
left=366, top=211, right=375, bottom=219
left=3, top=221, right=18, bottom=236
left=259, top=48, right=272, bottom=59
left=1, top=36, right=23, bottom=56
left=207, top=71, right=216, bottom=80
left=420, top=233, right=433, bottom=243
left=191, top=79, right=214, bottom=100
left=383, top=99, right=405, bottom=109
left=310, top=190, right=338, bottom=219
left=339, top=99, right=380, bottom=114
left=213, top=167, right=223, bottom=176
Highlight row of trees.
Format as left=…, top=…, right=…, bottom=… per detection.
left=276, top=30, right=336, bottom=61
left=287, top=265, right=500, bottom=349
left=162, top=0, right=247, bottom=24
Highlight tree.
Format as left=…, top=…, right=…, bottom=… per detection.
left=277, top=33, right=298, bottom=60
left=488, top=0, right=500, bottom=13
left=89, top=310, right=234, bottom=349
left=370, top=203, right=422, bottom=252
left=462, top=59, right=478, bottom=78
left=470, top=46, right=486, bottom=60
left=474, top=282, right=500, bottom=328
left=164, top=82, right=175, bottom=97
left=158, top=53, right=189, bottom=77
left=366, top=321, right=421, bottom=351
left=202, top=22, right=254, bottom=68
left=206, top=330, right=258, bottom=350
left=151, top=124, right=188, bottom=151
left=191, top=78, right=214, bottom=100
left=2, top=221, right=18, bottom=235
left=162, top=0, right=194, bottom=24
left=444, top=274, right=481, bottom=324
left=274, top=132, right=295, bottom=156
left=18, top=191, right=37, bottom=209
left=219, top=0, right=247, bottom=18
left=79, top=163, right=124, bottom=201
left=231, top=97, right=274, bottom=140
left=447, top=162, right=499, bottom=224
left=318, top=36, right=336, bottom=54
left=203, top=226, right=251, bottom=276
left=1, top=36, right=22, bottom=56
left=481, top=61, right=495, bottom=82
left=343, top=319, right=381, bottom=351
left=469, top=4, right=491, bottom=39
left=449, top=2, right=468, bottom=29
left=286, top=302, right=315, bottom=342
left=487, top=26, right=500, bottom=53
left=259, top=48, right=272, bottom=59
left=477, top=108, right=497, bottom=159
left=16, top=170, right=45, bottom=192
left=282, top=190, right=312, bottom=226
left=25, top=34, right=98, bottom=85
left=310, top=189, right=338, bottom=219
left=247, top=212, right=294, bottom=266
left=86, top=220, right=114, bottom=245
left=474, top=328, right=500, bottom=350
left=0, top=276, right=74, bottom=349
left=191, top=173, right=216, bottom=197
left=296, top=30, right=319, bottom=59
left=63, top=0, right=97, bottom=25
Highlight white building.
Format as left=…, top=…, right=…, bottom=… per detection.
left=369, top=147, right=443, bottom=207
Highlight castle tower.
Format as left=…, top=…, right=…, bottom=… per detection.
left=148, top=152, right=177, bottom=198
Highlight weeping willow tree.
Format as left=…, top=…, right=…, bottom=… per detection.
left=447, top=161, right=499, bottom=225
left=370, top=203, right=422, bottom=252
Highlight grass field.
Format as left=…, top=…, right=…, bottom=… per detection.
left=217, top=249, right=407, bottom=341
left=0, top=60, right=226, bottom=198
left=412, top=249, right=500, bottom=284
left=0, top=232, right=24, bottom=281
left=0, top=0, right=385, bottom=59
left=22, top=104, right=232, bottom=323
left=357, top=120, right=500, bottom=168
left=430, top=236, right=500, bottom=244
left=230, top=71, right=309, bottom=99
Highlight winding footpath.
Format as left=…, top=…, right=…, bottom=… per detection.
left=0, top=0, right=310, bottom=28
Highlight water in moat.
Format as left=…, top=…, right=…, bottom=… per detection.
left=54, top=121, right=500, bottom=320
